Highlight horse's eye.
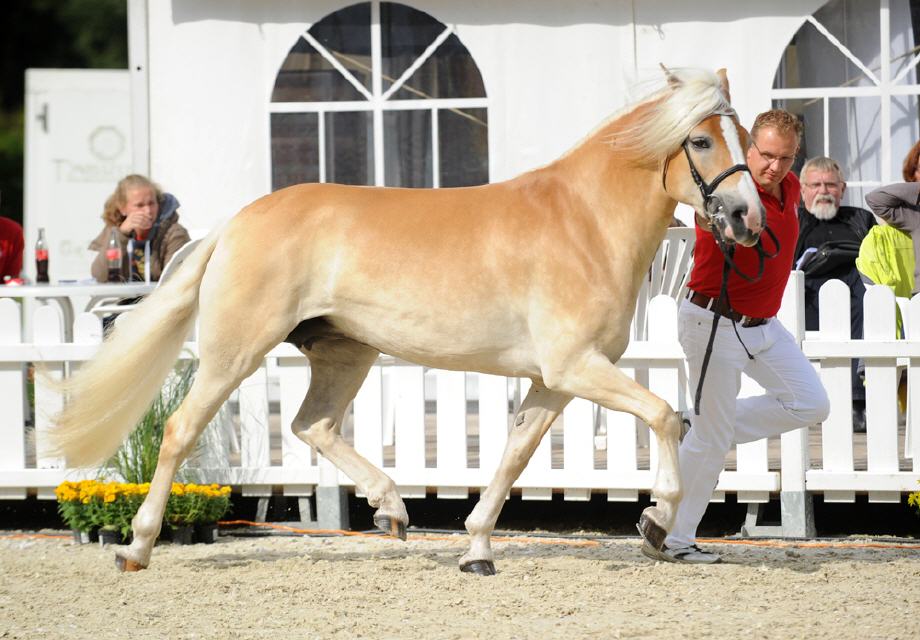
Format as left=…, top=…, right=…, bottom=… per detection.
left=690, top=137, right=711, bottom=150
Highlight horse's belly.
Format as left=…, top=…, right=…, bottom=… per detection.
left=330, top=311, right=541, bottom=378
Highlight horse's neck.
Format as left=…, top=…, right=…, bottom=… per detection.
left=542, top=129, right=676, bottom=240
left=526, top=123, right=678, bottom=304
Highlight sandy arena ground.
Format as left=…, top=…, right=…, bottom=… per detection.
left=0, top=529, right=918, bottom=640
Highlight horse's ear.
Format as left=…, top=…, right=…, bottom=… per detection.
left=716, top=68, right=732, bottom=103
left=660, top=63, right=681, bottom=88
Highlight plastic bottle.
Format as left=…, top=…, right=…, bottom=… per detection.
left=35, top=228, right=49, bottom=283
left=106, top=228, right=122, bottom=282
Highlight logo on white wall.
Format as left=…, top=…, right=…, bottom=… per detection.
left=53, top=125, right=130, bottom=182
left=89, top=126, right=126, bottom=161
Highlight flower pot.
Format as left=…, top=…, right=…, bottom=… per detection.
left=170, top=524, right=194, bottom=545
left=98, top=528, right=124, bottom=547
left=194, top=522, right=219, bottom=544
left=71, top=529, right=92, bottom=544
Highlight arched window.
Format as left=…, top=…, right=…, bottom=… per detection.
left=270, top=2, right=488, bottom=191
left=772, top=0, right=920, bottom=205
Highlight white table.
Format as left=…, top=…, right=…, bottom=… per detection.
left=0, top=283, right=156, bottom=341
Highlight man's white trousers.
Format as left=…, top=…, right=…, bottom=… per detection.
left=666, top=299, right=829, bottom=548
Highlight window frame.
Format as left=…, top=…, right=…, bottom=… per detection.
left=771, top=0, right=920, bottom=187
left=269, top=1, right=489, bottom=188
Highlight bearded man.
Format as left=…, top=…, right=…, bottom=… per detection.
left=794, top=156, right=875, bottom=432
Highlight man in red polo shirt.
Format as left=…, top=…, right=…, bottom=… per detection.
left=643, top=109, right=830, bottom=564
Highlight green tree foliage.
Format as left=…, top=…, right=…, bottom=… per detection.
left=0, top=0, right=127, bottom=224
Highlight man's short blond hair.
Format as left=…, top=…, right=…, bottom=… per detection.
left=750, top=109, right=804, bottom=144
left=800, top=156, right=845, bottom=183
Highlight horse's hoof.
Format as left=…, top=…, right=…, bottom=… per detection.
left=373, top=515, right=407, bottom=541
left=637, top=512, right=667, bottom=551
left=115, top=553, right=147, bottom=572
left=460, top=559, right=496, bottom=576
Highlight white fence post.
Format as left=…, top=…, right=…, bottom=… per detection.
left=815, top=278, right=855, bottom=503
left=562, top=398, right=593, bottom=501
left=393, top=366, right=425, bottom=498
left=604, top=372, right=640, bottom=502
left=435, top=369, right=468, bottom=499
left=863, top=285, right=901, bottom=503
left=354, top=363, right=384, bottom=471
left=0, top=300, right=26, bottom=500
left=478, top=374, right=508, bottom=483
left=909, top=296, right=920, bottom=467
left=778, top=271, right=813, bottom=536
left=33, top=305, right=65, bottom=493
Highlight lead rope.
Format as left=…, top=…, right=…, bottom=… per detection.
left=693, top=255, right=752, bottom=415
left=692, top=227, right=780, bottom=416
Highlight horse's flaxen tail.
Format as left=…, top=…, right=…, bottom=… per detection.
left=45, top=226, right=224, bottom=467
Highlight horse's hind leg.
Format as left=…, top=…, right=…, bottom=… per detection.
left=546, top=351, right=682, bottom=551
left=460, top=382, right=571, bottom=575
left=292, top=338, right=408, bottom=537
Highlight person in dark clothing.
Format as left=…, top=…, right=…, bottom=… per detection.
left=793, top=156, right=875, bottom=432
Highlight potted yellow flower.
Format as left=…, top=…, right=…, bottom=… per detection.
left=193, top=484, right=232, bottom=544
left=55, top=481, right=95, bottom=543
left=163, top=482, right=199, bottom=544
left=55, top=480, right=150, bottom=545
left=163, top=482, right=232, bottom=544
left=58, top=480, right=232, bottom=546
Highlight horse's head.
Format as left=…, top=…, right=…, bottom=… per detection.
left=661, top=69, right=765, bottom=248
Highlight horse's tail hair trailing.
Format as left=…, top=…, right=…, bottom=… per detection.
left=44, top=227, right=224, bottom=467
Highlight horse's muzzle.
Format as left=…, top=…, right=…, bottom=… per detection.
left=706, top=194, right=763, bottom=247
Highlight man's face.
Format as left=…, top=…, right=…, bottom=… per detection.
left=746, top=126, right=799, bottom=189
left=802, top=168, right=845, bottom=220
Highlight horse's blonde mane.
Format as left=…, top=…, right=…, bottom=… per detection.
left=604, top=68, right=732, bottom=163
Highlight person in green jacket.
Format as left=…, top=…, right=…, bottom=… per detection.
left=865, top=181, right=920, bottom=297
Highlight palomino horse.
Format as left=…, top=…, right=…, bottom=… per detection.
left=49, top=68, right=764, bottom=575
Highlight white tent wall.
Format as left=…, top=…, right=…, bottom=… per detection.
left=631, top=2, right=822, bottom=122
left=142, top=0, right=831, bottom=231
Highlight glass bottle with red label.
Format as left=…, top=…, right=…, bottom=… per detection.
left=106, top=228, right=122, bottom=282
left=35, top=228, right=49, bottom=283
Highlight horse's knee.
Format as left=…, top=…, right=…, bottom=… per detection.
left=648, top=402, right=680, bottom=439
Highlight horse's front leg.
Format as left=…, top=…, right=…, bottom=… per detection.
left=460, top=383, right=571, bottom=575
left=545, top=351, right=682, bottom=550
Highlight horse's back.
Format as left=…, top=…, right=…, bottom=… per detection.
left=196, top=182, right=539, bottom=370
left=197, top=177, right=641, bottom=377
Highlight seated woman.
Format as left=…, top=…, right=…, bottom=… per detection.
left=89, top=174, right=190, bottom=282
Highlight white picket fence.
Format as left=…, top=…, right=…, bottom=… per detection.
left=0, top=268, right=917, bottom=530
